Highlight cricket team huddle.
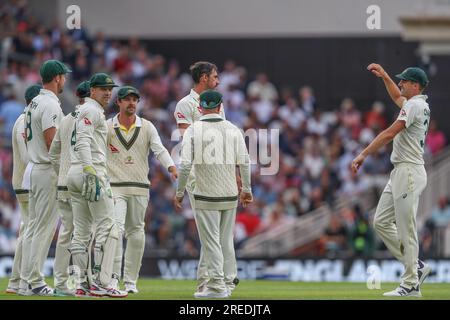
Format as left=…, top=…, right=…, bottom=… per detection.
left=6, top=59, right=252, bottom=298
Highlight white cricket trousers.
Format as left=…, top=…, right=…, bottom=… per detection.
left=22, top=163, right=59, bottom=289
left=53, top=193, right=74, bottom=290
left=188, top=191, right=208, bottom=290
left=373, top=163, right=427, bottom=288
left=67, top=165, right=115, bottom=285
left=112, top=194, right=148, bottom=285
left=194, top=207, right=237, bottom=292
left=8, top=197, right=28, bottom=289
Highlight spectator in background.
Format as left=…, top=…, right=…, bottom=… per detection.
left=426, top=119, right=446, bottom=156
left=348, top=204, right=375, bottom=257
left=320, top=213, right=348, bottom=258
left=339, top=98, right=362, bottom=141
left=0, top=84, right=25, bottom=146
left=247, top=73, right=278, bottom=102
left=299, top=86, right=316, bottom=116
left=235, top=204, right=261, bottom=247
left=365, top=101, right=387, bottom=131
left=429, top=196, right=450, bottom=228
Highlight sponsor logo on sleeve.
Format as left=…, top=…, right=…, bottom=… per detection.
left=84, top=117, right=92, bottom=125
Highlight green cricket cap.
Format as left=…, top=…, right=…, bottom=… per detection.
left=117, top=86, right=140, bottom=99
left=24, top=84, right=42, bottom=104
left=39, top=60, right=72, bottom=83
left=89, top=73, right=118, bottom=88
left=395, top=67, right=429, bottom=87
left=199, top=90, right=223, bottom=109
left=76, top=80, right=91, bottom=98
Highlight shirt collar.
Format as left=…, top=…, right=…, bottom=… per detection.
left=409, top=94, right=428, bottom=102
left=190, top=89, right=200, bottom=102
left=85, top=97, right=105, bottom=113
left=199, top=113, right=223, bottom=121
left=112, top=113, right=142, bottom=128
left=39, top=88, right=60, bottom=104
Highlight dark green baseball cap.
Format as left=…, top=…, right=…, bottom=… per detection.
left=89, top=73, right=118, bottom=88
left=395, top=67, right=429, bottom=87
left=39, top=60, right=72, bottom=83
left=76, top=80, right=91, bottom=98
left=24, top=84, right=42, bottom=104
left=200, top=90, right=223, bottom=109
left=117, top=86, right=140, bottom=99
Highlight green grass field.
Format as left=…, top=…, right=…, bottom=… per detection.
left=0, top=278, right=449, bottom=300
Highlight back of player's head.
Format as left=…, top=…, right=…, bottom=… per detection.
left=24, top=84, right=42, bottom=105
left=40, top=60, right=72, bottom=84
left=76, top=80, right=91, bottom=98
left=200, top=90, right=223, bottom=109
left=190, top=61, right=218, bottom=84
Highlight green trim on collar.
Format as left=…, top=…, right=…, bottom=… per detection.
left=200, top=118, right=224, bottom=122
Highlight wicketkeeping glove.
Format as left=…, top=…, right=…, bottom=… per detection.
left=82, top=165, right=101, bottom=202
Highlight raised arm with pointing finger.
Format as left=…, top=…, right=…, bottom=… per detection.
left=367, top=63, right=406, bottom=109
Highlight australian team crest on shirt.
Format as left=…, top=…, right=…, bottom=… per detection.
left=125, top=155, right=134, bottom=164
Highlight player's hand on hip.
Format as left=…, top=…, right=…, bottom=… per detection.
left=351, top=154, right=366, bottom=173
left=367, top=63, right=386, bottom=78
left=168, top=166, right=178, bottom=181
left=240, top=192, right=253, bottom=208
left=82, top=165, right=101, bottom=202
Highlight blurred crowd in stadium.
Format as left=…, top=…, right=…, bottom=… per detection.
left=0, top=1, right=449, bottom=258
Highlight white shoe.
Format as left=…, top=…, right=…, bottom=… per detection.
left=124, top=283, right=138, bottom=294
left=75, top=282, right=92, bottom=298
left=194, top=288, right=229, bottom=299
left=32, top=285, right=54, bottom=296
left=109, top=278, right=119, bottom=290
left=18, top=282, right=32, bottom=296
left=54, top=287, right=75, bottom=296
left=89, top=283, right=128, bottom=298
left=418, top=260, right=431, bottom=287
left=226, top=277, right=239, bottom=296
left=194, top=281, right=207, bottom=296
left=383, top=285, right=422, bottom=297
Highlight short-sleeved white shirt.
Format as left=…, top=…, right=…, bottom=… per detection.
left=391, top=95, right=430, bottom=165
left=24, top=89, right=63, bottom=164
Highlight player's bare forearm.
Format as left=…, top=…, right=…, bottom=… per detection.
left=361, top=130, right=394, bottom=157
left=175, top=162, right=191, bottom=197
left=43, top=127, right=57, bottom=151
left=381, top=76, right=405, bottom=109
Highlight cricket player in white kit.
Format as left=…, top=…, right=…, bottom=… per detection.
left=175, top=90, right=253, bottom=299
left=49, top=80, right=91, bottom=296
left=67, top=73, right=127, bottom=298
left=107, top=86, right=177, bottom=293
left=352, top=64, right=432, bottom=297
left=174, top=61, right=229, bottom=294
left=22, top=60, right=71, bottom=296
left=6, top=85, right=41, bottom=294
